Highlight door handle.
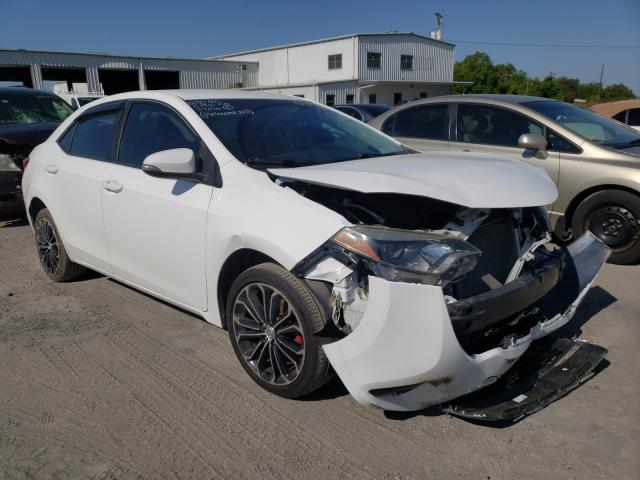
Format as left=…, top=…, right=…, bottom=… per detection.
left=103, top=180, right=123, bottom=193
left=44, top=164, right=58, bottom=174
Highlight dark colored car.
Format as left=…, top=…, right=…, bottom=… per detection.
left=334, top=103, right=390, bottom=122
left=0, top=87, right=73, bottom=217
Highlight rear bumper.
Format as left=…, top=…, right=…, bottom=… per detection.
left=322, top=233, right=609, bottom=412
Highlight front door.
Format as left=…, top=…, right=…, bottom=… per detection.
left=448, top=103, right=560, bottom=186
left=101, top=101, right=212, bottom=310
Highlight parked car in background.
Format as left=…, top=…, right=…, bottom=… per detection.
left=22, top=90, right=608, bottom=419
left=369, top=94, right=640, bottom=264
left=0, top=87, right=73, bottom=217
left=57, top=92, right=105, bottom=110
left=335, top=103, right=389, bottom=122
left=591, top=99, right=640, bottom=132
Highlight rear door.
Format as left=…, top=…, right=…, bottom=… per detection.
left=43, top=102, right=124, bottom=272
left=101, top=100, right=213, bottom=310
left=381, top=103, right=451, bottom=151
left=449, top=103, right=560, bottom=184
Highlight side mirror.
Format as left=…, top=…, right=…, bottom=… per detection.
left=518, top=133, right=548, bottom=159
left=142, top=148, right=202, bottom=180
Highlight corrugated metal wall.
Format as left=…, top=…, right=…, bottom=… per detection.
left=0, top=49, right=258, bottom=91
left=318, top=81, right=358, bottom=104
left=357, top=35, right=454, bottom=83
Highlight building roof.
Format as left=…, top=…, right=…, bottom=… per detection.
left=0, top=47, right=257, bottom=64
left=210, top=32, right=455, bottom=59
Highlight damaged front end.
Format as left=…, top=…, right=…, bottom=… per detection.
left=286, top=181, right=609, bottom=418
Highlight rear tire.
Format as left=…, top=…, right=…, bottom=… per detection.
left=34, top=209, right=85, bottom=282
left=226, top=262, right=333, bottom=399
left=571, top=190, right=640, bottom=265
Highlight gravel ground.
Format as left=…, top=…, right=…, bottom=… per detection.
left=0, top=219, right=638, bottom=480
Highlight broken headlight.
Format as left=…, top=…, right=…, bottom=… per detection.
left=332, top=226, right=481, bottom=287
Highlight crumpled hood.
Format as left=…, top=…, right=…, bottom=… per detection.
left=269, top=151, right=558, bottom=208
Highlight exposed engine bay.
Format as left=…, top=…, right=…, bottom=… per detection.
left=284, top=180, right=566, bottom=353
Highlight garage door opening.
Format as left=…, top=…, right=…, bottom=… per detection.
left=98, top=69, right=139, bottom=95
left=41, top=66, right=87, bottom=93
left=0, top=66, right=33, bottom=88
left=144, top=70, right=180, bottom=90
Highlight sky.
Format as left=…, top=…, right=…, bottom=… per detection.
left=1, top=0, right=639, bottom=93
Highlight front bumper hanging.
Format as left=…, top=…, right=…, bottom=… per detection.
left=322, top=232, right=610, bottom=414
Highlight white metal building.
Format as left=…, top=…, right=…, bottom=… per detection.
left=0, top=48, right=258, bottom=94
left=213, top=33, right=469, bottom=106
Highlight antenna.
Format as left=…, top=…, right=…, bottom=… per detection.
left=431, top=12, right=445, bottom=40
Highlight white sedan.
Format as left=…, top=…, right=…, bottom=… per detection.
left=21, top=90, right=609, bottom=419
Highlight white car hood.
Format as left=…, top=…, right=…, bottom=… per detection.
left=269, top=151, right=558, bottom=208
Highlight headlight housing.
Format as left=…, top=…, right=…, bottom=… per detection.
left=332, top=226, right=481, bottom=287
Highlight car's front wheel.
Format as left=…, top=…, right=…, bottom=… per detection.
left=34, top=208, right=85, bottom=282
left=572, top=190, right=640, bottom=265
left=226, top=263, right=333, bottom=398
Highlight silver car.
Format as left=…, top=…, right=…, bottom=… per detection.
left=368, top=94, right=640, bottom=264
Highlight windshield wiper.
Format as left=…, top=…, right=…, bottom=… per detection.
left=612, top=138, right=640, bottom=149
left=244, top=158, right=316, bottom=169
left=351, top=151, right=406, bottom=160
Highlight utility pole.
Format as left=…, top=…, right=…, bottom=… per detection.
left=597, top=64, right=604, bottom=101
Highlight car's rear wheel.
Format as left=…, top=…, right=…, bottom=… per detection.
left=226, top=263, right=332, bottom=398
left=34, top=209, right=85, bottom=282
left=571, top=190, right=640, bottom=265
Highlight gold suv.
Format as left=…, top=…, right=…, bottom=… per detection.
left=369, top=94, right=640, bottom=264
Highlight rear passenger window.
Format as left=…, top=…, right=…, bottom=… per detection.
left=57, top=123, right=76, bottom=153
left=69, top=111, right=119, bottom=161
left=383, top=104, right=449, bottom=140
left=628, top=108, right=640, bottom=126
left=118, top=103, right=199, bottom=168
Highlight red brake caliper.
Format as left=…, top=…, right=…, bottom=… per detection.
left=294, top=334, right=304, bottom=345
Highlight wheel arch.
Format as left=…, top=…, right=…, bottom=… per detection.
left=564, top=184, right=640, bottom=232
left=216, top=248, right=279, bottom=329
left=28, top=197, right=47, bottom=225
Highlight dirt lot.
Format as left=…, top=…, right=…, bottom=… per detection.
left=0, top=219, right=638, bottom=480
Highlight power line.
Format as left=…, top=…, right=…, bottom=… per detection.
left=449, top=40, right=640, bottom=49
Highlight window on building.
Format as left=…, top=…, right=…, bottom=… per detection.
left=118, top=102, right=199, bottom=168
left=325, top=94, right=336, bottom=106
left=383, top=104, right=449, bottom=140
left=69, top=111, right=120, bottom=161
left=420, top=92, right=428, bottom=98
left=345, top=94, right=354, bottom=104
left=400, top=55, right=413, bottom=70
left=367, top=52, right=381, bottom=68
left=368, top=93, right=377, bottom=104
left=328, top=54, right=342, bottom=70
left=393, top=93, right=402, bottom=105
left=456, top=104, right=543, bottom=147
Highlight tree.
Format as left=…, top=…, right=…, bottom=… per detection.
left=453, top=52, right=637, bottom=102
left=603, top=84, right=635, bottom=101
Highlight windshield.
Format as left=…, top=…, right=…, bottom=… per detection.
left=524, top=100, right=640, bottom=149
left=0, top=92, right=73, bottom=126
left=187, top=98, right=407, bottom=168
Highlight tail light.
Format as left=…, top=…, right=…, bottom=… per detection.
left=22, top=156, right=30, bottom=170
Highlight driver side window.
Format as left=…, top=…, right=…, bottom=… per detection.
left=118, top=102, right=199, bottom=168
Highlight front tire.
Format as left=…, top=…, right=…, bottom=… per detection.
left=34, top=209, right=85, bottom=282
left=571, top=190, right=640, bottom=265
left=226, top=263, right=333, bottom=398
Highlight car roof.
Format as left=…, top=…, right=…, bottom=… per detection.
left=101, top=89, right=307, bottom=103
left=406, top=94, right=560, bottom=106
left=591, top=99, right=640, bottom=117
left=0, top=86, right=58, bottom=96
